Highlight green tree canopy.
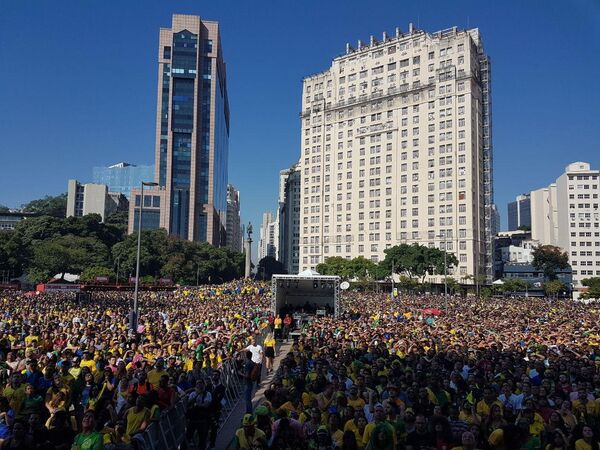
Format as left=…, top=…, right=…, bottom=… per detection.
left=381, top=244, right=458, bottom=283
left=21, top=193, right=67, bottom=218
left=80, top=266, right=115, bottom=283
left=544, top=279, right=566, bottom=298
left=581, top=277, right=600, bottom=299
left=257, top=256, right=286, bottom=281
left=532, top=245, right=569, bottom=280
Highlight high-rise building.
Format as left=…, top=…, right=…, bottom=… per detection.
left=129, top=14, right=230, bottom=245
left=299, top=25, right=493, bottom=283
left=92, top=162, right=154, bottom=199
left=491, top=203, right=500, bottom=236
left=507, top=194, right=531, bottom=231
left=225, top=184, right=242, bottom=252
left=66, top=179, right=128, bottom=222
left=277, top=164, right=301, bottom=274
left=530, top=162, right=600, bottom=298
left=258, top=212, right=277, bottom=260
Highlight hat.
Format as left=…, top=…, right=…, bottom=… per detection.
left=404, top=407, right=415, bottom=415
left=255, top=405, right=269, bottom=416
left=242, top=414, right=256, bottom=426
left=317, top=425, right=329, bottom=435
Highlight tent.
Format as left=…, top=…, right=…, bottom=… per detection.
left=271, top=271, right=341, bottom=317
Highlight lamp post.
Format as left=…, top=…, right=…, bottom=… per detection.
left=436, top=234, right=448, bottom=310
left=131, top=181, right=158, bottom=331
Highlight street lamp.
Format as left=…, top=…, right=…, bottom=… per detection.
left=436, top=234, right=448, bottom=310
left=131, top=181, right=158, bottom=331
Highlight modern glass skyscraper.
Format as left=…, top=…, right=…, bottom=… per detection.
left=92, top=162, right=154, bottom=199
left=130, top=14, right=230, bottom=245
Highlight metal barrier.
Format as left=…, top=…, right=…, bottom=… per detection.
left=132, top=325, right=270, bottom=450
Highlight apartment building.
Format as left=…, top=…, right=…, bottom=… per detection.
left=531, top=162, right=600, bottom=298
left=277, top=165, right=302, bottom=274
left=299, top=24, right=493, bottom=282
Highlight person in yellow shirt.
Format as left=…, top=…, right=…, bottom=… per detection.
left=575, top=425, right=597, bottom=450
left=347, top=386, right=366, bottom=410
left=146, top=358, right=167, bottom=389
left=79, top=352, right=97, bottom=374
left=124, top=395, right=151, bottom=443
left=476, top=388, right=503, bottom=419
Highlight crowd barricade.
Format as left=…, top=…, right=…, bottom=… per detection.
left=133, top=326, right=269, bottom=449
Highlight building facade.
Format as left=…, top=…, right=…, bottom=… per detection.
left=530, top=162, right=600, bottom=298
left=258, top=212, right=277, bottom=260
left=129, top=14, right=230, bottom=245
left=299, top=25, right=494, bottom=282
left=277, top=165, right=301, bottom=274
left=507, top=194, right=531, bottom=231
left=127, top=187, right=170, bottom=233
left=92, top=162, right=154, bottom=199
left=225, top=184, right=242, bottom=252
left=67, top=180, right=128, bottom=222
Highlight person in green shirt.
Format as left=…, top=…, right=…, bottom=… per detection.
left=71, top=411, right=103, bottom=450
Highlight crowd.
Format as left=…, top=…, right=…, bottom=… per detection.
left=237, top=292, right=600, bottom=450
left=0, top=281, right=599, bottom=450
left=0, top=280, right=271, bottom=449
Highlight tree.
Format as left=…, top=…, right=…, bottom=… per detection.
left=581, top=277, right=600, bottom=299
left=111, top=229, right=168, bottom=278
left=501, top=278, right=527, bottom=294
left=532, top=245, right=570, bottom=280
left=544, top=279, right=566, bottom=299
left=0, top=205, right=10, bottom=213
left=380, top=244, right=458, bottom=284
left=80, top=266, right=115, bottom=283
left=316, top=257, right=351, bottom=278
left=21, top=193, right=67, bottom=218
left=257, top=256, right=285, bottom=281
left=29, top=235, right=109, bottom=280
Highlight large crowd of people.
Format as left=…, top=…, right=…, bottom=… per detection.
left=239, top=292, right=600, bottom=450
left=0, top=282, right=598, bottom=450
left=0, top=281, right=271, bottom=449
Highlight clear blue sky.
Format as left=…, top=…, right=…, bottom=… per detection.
left=1, top=0, right=599, bottom=239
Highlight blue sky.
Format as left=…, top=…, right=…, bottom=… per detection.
left=1, top=0, right=599, bottom=242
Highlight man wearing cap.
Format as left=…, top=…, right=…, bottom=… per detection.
left=234, top=414, right=266, bottom=450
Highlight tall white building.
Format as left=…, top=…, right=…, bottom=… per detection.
left=299, top=25, right=493, bottom=282
left=530, top=162, right=600, bottom=297
left=258, top=212, right=277, bottom=260
left=278, top=165, right=302, bottom=274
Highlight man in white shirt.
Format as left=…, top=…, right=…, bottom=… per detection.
left=498, top=383, right=523, bottom=413
left=246, top=338, right=264, bottom=386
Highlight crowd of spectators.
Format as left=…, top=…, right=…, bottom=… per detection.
left=0, top=281, right=271, bottom=449
left=237, top=292, right=600, bottom=450
left=1, top=282, right=599, bottom=450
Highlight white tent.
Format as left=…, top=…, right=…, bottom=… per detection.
left=271, top=272, right=341, bottom=317
left=492, top=279, right=505, bottom=285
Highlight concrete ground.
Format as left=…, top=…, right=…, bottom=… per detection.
left=213, top=341, right=292, bottom=449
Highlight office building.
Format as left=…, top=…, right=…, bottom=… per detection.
left=0, top=212, right=38, bottom=230
left=127, top=187, right=169, bottom=233
left=92, top=162, right=154, bottom=199
left=66, top=180, right=128, bottom=222
left=507, top=194, right=531, bottom=231
left=530, top=162, right=600, bottom=298
left=225, top=184, right=242, bottom=252
left=259, top=212, right=277, bottom=260
left=129, top=14, right=230, bottom=245
left=299, top=25, right=494, bottom=283
left=277, top=164, right=301, bottom=274
left=491, top=203, right=500, bottom=236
